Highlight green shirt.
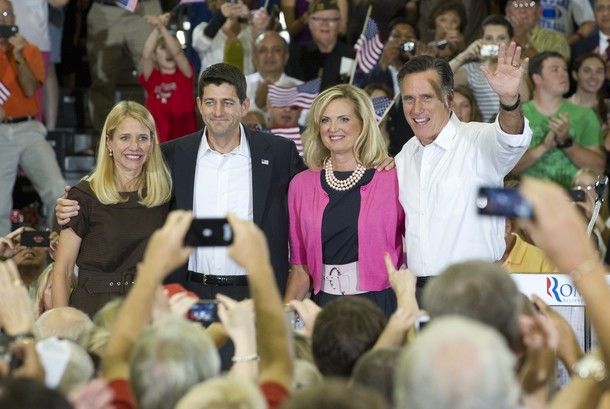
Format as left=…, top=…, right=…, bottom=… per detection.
left=522, top=101, right=602, bottom=188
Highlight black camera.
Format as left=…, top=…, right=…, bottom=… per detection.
left=0, top=25, right=18, bottom=39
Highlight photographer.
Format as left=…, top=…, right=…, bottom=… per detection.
left=450, top=15, right=531, bottom=122
left=0, top=0, right=65, bottom=237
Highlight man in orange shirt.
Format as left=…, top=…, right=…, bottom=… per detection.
left=0, top=0, right=64, bottom=235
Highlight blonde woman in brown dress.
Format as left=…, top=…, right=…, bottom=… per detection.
left=51, top=101, right=172, bottom=317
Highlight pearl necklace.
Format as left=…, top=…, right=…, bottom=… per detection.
left=324, top=159, right=366, bottom=191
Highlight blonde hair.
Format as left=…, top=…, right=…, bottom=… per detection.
left=302, top=84, right=388, bottom=169
left=88, top=101, right=172, bottom=207
left=175, top=375, right=267, bottom=409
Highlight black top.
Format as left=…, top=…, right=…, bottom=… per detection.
left=285, top=41, right=354, bottom=91
left=321, top=168, right=375, bottom=264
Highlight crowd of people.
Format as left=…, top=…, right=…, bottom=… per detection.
left=2, top=0, right=610, bottom=408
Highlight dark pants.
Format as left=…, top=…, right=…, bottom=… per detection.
left=312, top=288, right=397, bottom=317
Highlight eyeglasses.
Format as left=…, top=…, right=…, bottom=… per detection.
left=573, top=184, right=595, bottom=192
left=310, top=16, right=340, bottom=25
left=511, top=1, right=537, bottom=8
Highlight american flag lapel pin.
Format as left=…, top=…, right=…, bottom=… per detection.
left=261, top=159, right=269, bottom=165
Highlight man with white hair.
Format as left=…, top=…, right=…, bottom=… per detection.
left=394, top=316, right=520, bottom=409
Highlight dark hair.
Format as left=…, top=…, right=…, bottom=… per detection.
left=422, top=261, right=522, bottom=352
left=452, top=85, right=483, bottom=122
left=427, top=0, right=467, bottom=33
left=398, top=55, right=454, bottom=100
left=351, top=348, right=400, bottom=406
left=527, top=50, right=565, bottom=84
left=363, top=83, right=393, bottom=98
left=197, top=63, right=247, bottom=102
left=571, top=52, right=608, bottom=122
left=0, top=378, right=72, bottom=409
left=482, top=14, right=514, bottom=38
left=387, top=16, right=419, bottom=40
left=282, top=379, right=388, bottom=409
left=312, top=297, right=386, bottom=377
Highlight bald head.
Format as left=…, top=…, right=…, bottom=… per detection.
left=34, top=307, right=94, bottom=341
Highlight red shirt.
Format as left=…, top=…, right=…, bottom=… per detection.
left=139, top=67, right=197, bottom=143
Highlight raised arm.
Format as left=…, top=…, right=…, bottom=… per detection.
left=155, top=14, right=192, bottom=78
left=480, top=41, right=528, bottom=135
left=10, top=35, right=41, bottom=97
left=140, top=15, right=161, bottom=80
left=519, top=178, right=610, bottom=371
left=227, top=213, right=293, bottom=390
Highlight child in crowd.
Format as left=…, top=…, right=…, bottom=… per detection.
left=140, top=13, right=197, bottom=143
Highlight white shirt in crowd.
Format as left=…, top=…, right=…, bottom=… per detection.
left=396, top=114, right=532, bottom=277
left=189, top=124, right=253, bottom=276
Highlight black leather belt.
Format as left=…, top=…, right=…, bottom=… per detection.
left=2, top=116, right=33, bottom=124
left=187, top=271, right=248, bottom=286
left=416, top=276, right=434, bottom=289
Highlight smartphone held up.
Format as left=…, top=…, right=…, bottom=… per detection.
left=184, top=218, right=233, bottom=247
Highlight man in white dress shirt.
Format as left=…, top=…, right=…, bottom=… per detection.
left=395, top=42, right=532, bottom=280
left=246, top=31, right=303, bottom=115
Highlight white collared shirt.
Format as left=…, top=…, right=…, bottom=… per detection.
left=188, top=124, right=253, bottom=276
left=396, top=114, right=532, bottom=277
left=599, top=31, right=609, bottom=56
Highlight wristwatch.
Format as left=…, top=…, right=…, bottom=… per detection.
left=556, top=136, right=573, bottom=149
left=572, top=354, right=606, bottom=383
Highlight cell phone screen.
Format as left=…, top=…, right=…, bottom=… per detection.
left=186, top=300, right=218, bottom=326
left=184, top=218, right=233, bottom=247
left=476, top=187, right=534, bottom=219
left=20, top=230, right=50, bottom=247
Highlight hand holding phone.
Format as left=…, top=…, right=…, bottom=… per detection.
left=184, top=218, right=233, bottom=247
left=476, top=187, right=534, bottom=219
left=20, top=231, right=50, bottom=248
left=186, top=300, right=218, bottom=326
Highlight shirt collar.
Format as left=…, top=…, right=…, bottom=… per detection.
left=411, top=113, right=457, bottom=156
left=200, top=124, right=251, bottom=158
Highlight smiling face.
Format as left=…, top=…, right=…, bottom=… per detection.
left=106, top=116, right=153, bottom=176
left=197, top=83, right=249, bottom=140
left=574, top=56, right=605, bottom=94
left=401, top=69, right=451, bottom=146
left=319, top=98, right=363, bottom=158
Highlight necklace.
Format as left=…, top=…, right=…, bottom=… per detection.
left=324, top=158, right=366, bottom=191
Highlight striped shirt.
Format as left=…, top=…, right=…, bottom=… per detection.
left=464, top=62, right=499, bottom=123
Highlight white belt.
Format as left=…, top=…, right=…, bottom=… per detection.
left=321, top=262, right=366, bottom=295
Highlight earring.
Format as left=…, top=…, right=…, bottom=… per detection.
left=108, top=149, right=113, bottom=157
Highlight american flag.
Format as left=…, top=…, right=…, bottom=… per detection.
left=268, top=78, right=321, bottom=109
left=0, top=81, right=10, bottom=105
left=269, top=127, right=303, bottom=155
left=114, top=0, right=139, bottom=11
left=372, top=96, right=392, bottom=123
left=354, top=18, right=384, bottom=74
